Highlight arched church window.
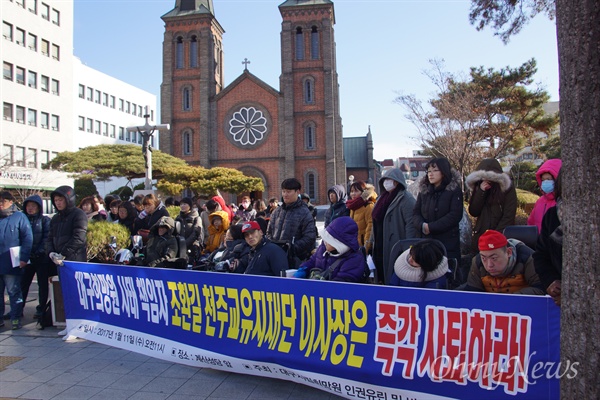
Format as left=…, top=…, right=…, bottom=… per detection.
left=311, top=26, right=319, bottom=59
left=182, top=87, right=192, bottom=111
left=176, top=36, right=184, bottom=69
left=295, top=27, right=304, bottom=60
left=183, top=130, right=192, bottom=155
left=305, top=171, right=317, bottom=201
left=304, top=123, right=316, bottom=150
left=303, top=77, right=315, bottom=104
left=190, top=36, right=198, bottom=68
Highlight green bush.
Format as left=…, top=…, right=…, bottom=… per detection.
left=516, top=189, right=539, bottom=209
left=86, top=221, right=131, bottom=262
left=166, top=205, right=180, bottom=219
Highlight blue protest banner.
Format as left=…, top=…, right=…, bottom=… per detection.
left=59, top=261, right=561, bottom=400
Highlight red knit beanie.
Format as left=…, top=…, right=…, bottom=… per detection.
left=478, top=230, right=508, bottom=251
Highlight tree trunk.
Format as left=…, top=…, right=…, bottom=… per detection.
left=556, top=1, right=600, bottom=398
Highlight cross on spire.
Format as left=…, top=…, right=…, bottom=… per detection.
left=242, top=58, right=251, bottom=71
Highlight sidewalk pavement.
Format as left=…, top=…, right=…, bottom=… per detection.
left=1, top=298, right=342, bottom=399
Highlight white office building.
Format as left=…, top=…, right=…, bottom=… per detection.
left=1, top=0, right=157, bottom=195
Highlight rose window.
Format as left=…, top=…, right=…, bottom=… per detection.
left=228, top=107, right=268, bottom=146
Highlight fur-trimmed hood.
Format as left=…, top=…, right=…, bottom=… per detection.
left=466, top=159, right=512, bottom=192
left=360, top=184, right=377, bottom=202
left=418, top=168, right=462, bottom=195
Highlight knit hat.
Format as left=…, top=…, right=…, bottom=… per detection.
left=478, top=230, right=508, bottom=251
left=180, top=197, right=194, bottom=208
left=241, top=221, right=261, bottom=233
left=320, top=216, right=359, bottom=254
left=157, top=216, right=175, bottom=230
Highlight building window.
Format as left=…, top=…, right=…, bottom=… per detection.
left=303, top=77, right=315, bottom=104
left=304, top=123, right=316, bottom=150
left=311, top=26, right=319, bottom=59
left=95, top=90, right=100, bottom=103
left=15, top=28, right=25, bottom=46
left=41, top=39, right=49, bottom=56
left=28, top=33, right=37, bottom=50
left=28, top=71, right=37, bottom=88
left=132, top=103, right=137, bottom=114
left=15, top=147, right=25, bottom=167
left=102, top=93, right=108, bottom=106
left=41, top=75, right=49, bottom=92
left=27, top=108, right=37, bottom=126
left=51, top=43, right=59, bottom=60
left=110, top=95, right=115, bottom=108
left=51, top=114, right=59, bottom=131
left=110, top=125, right=116, bottom=138
left=51, top=79, right=59, bottom=95
left=138, top=105, right=142, bottom=116
left=183, top=131, right=192, bottom=155
left=16, top=106, right=25, bottom=123
left=126, top=129, right=132, bottom=142
left=306, top=172, right=317, bottom=201
left=295, top=27, right=304, bottom=60
left=41, top=150, right=49, bottom=165
left=2, top=22, right=12, bottom=41
left=87, top=118, right=93, bottom=132
left=95, top=120, right=100, bottom=134
left=41, top=112, right=49, bottom=128
left=183, top=87, right=191, bottom=111
left=3, top=145, right=14, bottom=166
left=78, top=84, right=85, bottom=98
left=190, top=36, right=198, bottom=68
left=119, top=127, right=125, bottom=140
left=3, top=102, right=13, bottom=121
left=87, top=87, right=93, bottom=101
left=102, top=122, right=108, bottom=136
left=176, top=36, right=184, bottom=69
left=3, top=62, right=12, bottom=80
left=51, top=8, right=60, bottom=25
left=78, top=116, right=85, bottom=131
left=28, top=0, right=37, bottom=14
left=15, top=67, right=25, bottom=84
left=126, top=101, right=130, bottom=113
left=41, top=3, right=49, bottom=20
left=15, top=0, right=25, bottom=8
left=119, top=98, right=124, bottom=111
left=27, top=148, right=37, bottom=168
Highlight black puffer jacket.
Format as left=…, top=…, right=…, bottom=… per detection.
left=23, top=195, right=51, bottom=263
left=145, top=216, right=178, bottom=268
left=245, top=238, right=288, bottom=276
left=47, top=186, right=88, bottom=270
left=413, top=169, right=464, bottom=260
left=266, top=198, right=316, bottom=261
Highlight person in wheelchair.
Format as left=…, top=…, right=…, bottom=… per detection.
left=204, top=224, right=250, bottom=273
left=389, top=239, right=449, bottom=289
left=294, top=217, right=368, bottom=283
left=143, top=216, right=178, bottom=268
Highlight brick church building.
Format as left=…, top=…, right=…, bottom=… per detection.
left=159, top=0, right=345, bottom=204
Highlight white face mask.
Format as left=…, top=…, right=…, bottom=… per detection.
left=383, top=179, right=396, bottom=192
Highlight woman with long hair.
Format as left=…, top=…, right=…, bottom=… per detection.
left=346, top=181, right=377, bottom=253
left=413, top=157, right=463, bottom=261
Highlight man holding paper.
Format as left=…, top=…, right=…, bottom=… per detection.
left=0, top=191, right=33, bottom=330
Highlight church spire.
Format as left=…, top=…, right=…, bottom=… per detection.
left=163, top=0, right=214, bottom=17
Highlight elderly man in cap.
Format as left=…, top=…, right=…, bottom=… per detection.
left=465, top=229, right=544, bottom=295
left=242, top=221, right=288, bottom=276
left=0, top=191, right=33, bottom=330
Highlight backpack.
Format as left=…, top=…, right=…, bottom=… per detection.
left=36, top=301, right=53, bottom=330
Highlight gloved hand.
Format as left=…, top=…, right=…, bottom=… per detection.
left=49, top=252, right=65, bottom=266
left=293, top=265, right=308, bottom=278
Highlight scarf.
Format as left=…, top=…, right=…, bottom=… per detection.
left=346, top=196, right=366, bottom=211
left=372, top=185, right=400, bottom=222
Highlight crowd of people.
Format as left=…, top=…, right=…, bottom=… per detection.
left=0, top=157, right=565, bottom=330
